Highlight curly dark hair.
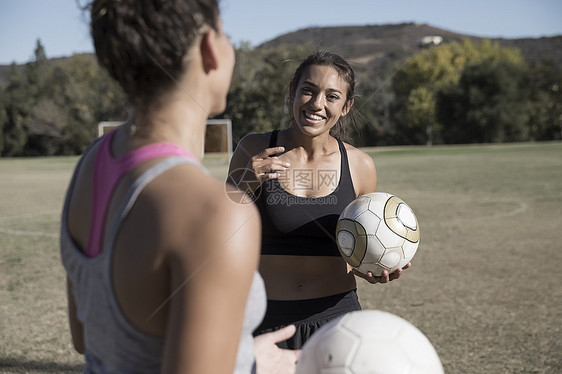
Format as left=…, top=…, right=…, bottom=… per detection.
left=287, top=51, right=356, bottom=141
left=90, top=0, right=219, bottom=106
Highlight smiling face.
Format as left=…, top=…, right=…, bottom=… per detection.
left=291, top=64, right=353, bottom=138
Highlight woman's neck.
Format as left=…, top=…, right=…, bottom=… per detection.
left=127, top=95, right=209, bottom=162
left=282, top=127, right=336, bottom=160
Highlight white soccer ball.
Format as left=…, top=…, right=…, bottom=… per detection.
left=336, top=192, right=420, bottom=277
left=295, top=310, right=444, bottom=374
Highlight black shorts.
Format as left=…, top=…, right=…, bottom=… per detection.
left=253, top=289, right=361, bottom=349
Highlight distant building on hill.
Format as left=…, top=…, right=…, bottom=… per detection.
left=418, top=36, right=443, bottom=46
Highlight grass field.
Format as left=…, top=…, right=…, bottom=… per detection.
left=1, top=142, right=561, bottom=373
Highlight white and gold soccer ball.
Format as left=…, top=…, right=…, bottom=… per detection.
left=336, top=192, right=420, bottom=277
left=295, top=310, right=444, bottom=374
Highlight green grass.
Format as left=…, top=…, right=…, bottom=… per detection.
left=1, top=143, right=561, bottom=373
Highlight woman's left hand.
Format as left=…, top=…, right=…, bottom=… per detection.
left=352, top=262, right=411, bottom=284
left=254, top=325, right=301, bottom=374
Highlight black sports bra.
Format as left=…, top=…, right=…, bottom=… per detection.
left=254, top=130, right=356, bottom=256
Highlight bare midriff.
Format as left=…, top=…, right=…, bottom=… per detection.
left=259, top=254, right=356, bottom=300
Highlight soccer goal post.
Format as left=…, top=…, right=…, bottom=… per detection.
left=204, top=119, right=233, bottom=155
left=97, top=121, right=123, bottom=137
left=97, top=119, right=233, bottom=156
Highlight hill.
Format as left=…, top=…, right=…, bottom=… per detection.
left=1, top=23, right=560, bottom=85
left=259, top=23, right=562, bottom=82
left=0, top=54, right=98, bottom=85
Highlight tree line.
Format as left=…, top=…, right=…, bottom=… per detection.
left=0, top=38, right=560, bottom=157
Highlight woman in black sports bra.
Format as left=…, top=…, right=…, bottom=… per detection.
left=227, top=51, right=411, bottom=349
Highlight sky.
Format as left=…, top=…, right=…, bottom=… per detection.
left=0, top=0, right=561, bottom=65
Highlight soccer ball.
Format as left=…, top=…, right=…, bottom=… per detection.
left=336, top=192, right=420, bottom=277
left=295, top=310, right=444, bottom=374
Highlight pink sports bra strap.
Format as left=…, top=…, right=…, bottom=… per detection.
left=86, top=130, right=195, bottom=258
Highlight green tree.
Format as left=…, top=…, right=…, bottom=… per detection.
left=351, top=78, right=395, bottom=147
left=24, top=98, right=70, bottom=156
left=437, top=58, right=529, bottom=143
left=23, top=53, right=127, bottom=155
left=0, top=39, right=128, bottom=156
left=0, top=78, right=6, bottom=155
left=0, top=64, right=29, bottom=156
left=50, top=53, right=126, bottom=154
left=2, top=38, right=55, bottom=156
left=390, top=39, right=526, bottom=145
left=24, top=39, right=50, bottom=100
left=0, top=104, right=5, bottom=155
left=526, top=59, right=562, bottom=141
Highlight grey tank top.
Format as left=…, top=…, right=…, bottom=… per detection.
left=61, top=155, right=266, bottom=373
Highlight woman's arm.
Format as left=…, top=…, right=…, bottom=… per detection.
left=161, top=185, right=261, bottom=374
left=347, top=145, right=377, bottom=197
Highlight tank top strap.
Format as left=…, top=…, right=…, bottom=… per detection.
left=336, top=138, right=350, bottom=177
left=268, top=130, right=280, bottom=148
left=104, top=156, right=204, bottom=255
left=336, top=138, right=356, bottom=197
left=87, top=130, right=198, bottom=258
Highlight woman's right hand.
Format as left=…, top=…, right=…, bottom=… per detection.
left=226, top=134, right=290, bottom=198
left=247, top=146, right=290, bottom=185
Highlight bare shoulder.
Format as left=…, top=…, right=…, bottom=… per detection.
left=237, top=132, right=272, bottom=149
left=228, top=131, right=276, bottom=183
left=343, top=142, right=377, bottom=196
left=146, top=164, right=261, bottom=266
left=231, top=132, right=273, bottom=161
left=343, top=142, right=376, bottom=170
